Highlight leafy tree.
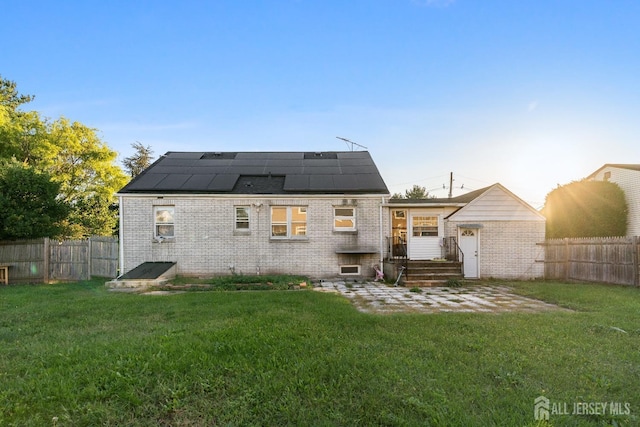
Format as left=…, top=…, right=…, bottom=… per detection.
left=122, top=142, right=154, bottom=177
left=45, top=118, right=128, bottom=237
left=0, top=76, right=128, bottom=238
left=392, top=184, right=431, bottom=199
left=0, top=75, right=34, bottom=111
left=542, top=180, right=627, bottom=238
left=0, top=161, right=70, bottom=240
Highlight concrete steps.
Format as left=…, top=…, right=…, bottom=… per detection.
left=403, top=261, right=463, bottom=287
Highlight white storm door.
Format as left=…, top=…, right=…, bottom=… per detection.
left=459, top=228, right=479, bottom=278
left=408, top=214, right=441, bottom=260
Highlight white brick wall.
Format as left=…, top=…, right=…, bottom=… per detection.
left=445, top=220, right=545, bottom=279
left=121, top=196, right=387, bottom=279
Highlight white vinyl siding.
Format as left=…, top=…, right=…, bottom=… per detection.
left=449, top=185, right=545, bottom=222
left=590, top=166, right=640, bottom=237
left=408, top=211, right=443, bottom=260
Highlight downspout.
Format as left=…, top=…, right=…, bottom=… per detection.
left=379, top=196, right=385, bottom=266
left=118, top=195, right=124, bottom=278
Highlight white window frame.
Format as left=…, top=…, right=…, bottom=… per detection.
left=412, top=215, right=439, bottom=237
left=334, top=207, right=356, bottom=231
left=154, top=206, right=175, bottom=239
left=234, top=206, right=250, bottom=231
left=339, top=265, right=361, bottom=275
left=270, top=206, right=307, bottom=239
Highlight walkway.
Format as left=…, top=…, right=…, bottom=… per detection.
left=314, top=281, right=567, bottom=314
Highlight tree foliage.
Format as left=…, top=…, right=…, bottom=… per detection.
left=392, top=184, right=431, bottom=199
left=0, top=161, right=70, bottom=240
left=0, top=76, right=128, bottom=238
left=542, top=180, right=628, bottom=238
left=122, top=142, right=154, bottom=177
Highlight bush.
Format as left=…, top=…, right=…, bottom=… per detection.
left=543, top=180, right=627, bottom=238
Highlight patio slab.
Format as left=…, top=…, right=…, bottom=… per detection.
left=313, top=281, right=569, bottom=314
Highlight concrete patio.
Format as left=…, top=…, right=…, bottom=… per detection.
left=314, top=281, right=568, bottom=314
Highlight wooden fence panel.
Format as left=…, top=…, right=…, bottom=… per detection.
left=544, top=237, right=639, bottom=286
left=0, top=239, right=46, bottom=283
left=49, top=239, right=90, bottom=281
left=90, top=236, right=119, bottom=278
left=0, top=237, right=119, bottom=284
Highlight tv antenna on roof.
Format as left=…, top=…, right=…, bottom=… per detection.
left=336, top=136, right=368, bottom=151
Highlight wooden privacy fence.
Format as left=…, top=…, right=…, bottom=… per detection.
left=0, top=236, right=119, bottom=284
left=542, top=236, right=640, bottom=286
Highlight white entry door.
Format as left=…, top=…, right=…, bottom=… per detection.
left=459, top=228, right=479, bottom=278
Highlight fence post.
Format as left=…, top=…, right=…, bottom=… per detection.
left=563, top=238, right=569, bottom=281
left=87, top=237, right=92, bottom=281
left=43, top=237, right=50, bottom=284
left=633, top=236, right=639, bottom=287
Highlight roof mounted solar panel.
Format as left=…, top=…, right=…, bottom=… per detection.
left=207, top=174, right=240, bottom=191
left=164, top=152, right=205, bottom=159
left=304, top=152, right=338, bottom=159
left=118, top=151, right=390, bottom=194
left=201, top=152, right=237, bottom=160
left=154, top=174, right=191, bottom=190
left=283, top=175, right=309, bottom=191
left=124, top=173, right=168, bottom=190
left=181, top=174, right=215, bottom=191
left=309, top=175, right=335, bottom=190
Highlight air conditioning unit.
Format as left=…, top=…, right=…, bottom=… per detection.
left=339, top=265, right=361, bottom=275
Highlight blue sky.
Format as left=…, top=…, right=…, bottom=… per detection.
left=3, top=0, right=639, bottom=208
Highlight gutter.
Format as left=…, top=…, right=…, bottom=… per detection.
left=379, top=196, right=385, bottom=265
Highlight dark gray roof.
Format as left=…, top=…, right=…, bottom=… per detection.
left=119, top=151, right=389, bottom=195
left=388, top=186, right=492, bottom=204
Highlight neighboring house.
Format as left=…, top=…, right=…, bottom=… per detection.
left=387, top=184, right=545, bottom=280
left=116, top=151, right=545, bottom=281
left=586, top=164, right=640, bottom=237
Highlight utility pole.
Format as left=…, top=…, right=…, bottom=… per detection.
left=448, top=172, right=454, bottom=198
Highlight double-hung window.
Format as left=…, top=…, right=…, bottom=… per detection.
left=235, top=206, right=250, bottom=231
left=271, top=206, right=307, bottom=239
left=154, top=206, right=175, bottom=239
left=334, top=207, right=356, bottom=231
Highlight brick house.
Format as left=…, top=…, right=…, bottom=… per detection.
left=117, top=151, right=545, bottom=281
left=117, top=151, right=390, bottom=278
left=587, top=164, right=640, bottom=237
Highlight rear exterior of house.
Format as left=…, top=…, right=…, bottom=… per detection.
left=117, top=151, right=544, bottom=281
left=117, top=151, right=390, bottom=279
left=587, top=164, right=640, bottom=237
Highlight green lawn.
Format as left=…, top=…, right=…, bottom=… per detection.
left=0, top=280, right=638, bottom=426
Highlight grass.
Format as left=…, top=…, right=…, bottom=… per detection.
left=0, top=279, right=638, bottom=426
left=167, top=274, right=310, bottom=290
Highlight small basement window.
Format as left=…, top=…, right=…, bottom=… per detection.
left=339, top=265, right=361, bottom=275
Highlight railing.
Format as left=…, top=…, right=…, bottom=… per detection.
left=443, top=237, right=465, bottom=276
left=387, top=236, right=408, bottom=280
